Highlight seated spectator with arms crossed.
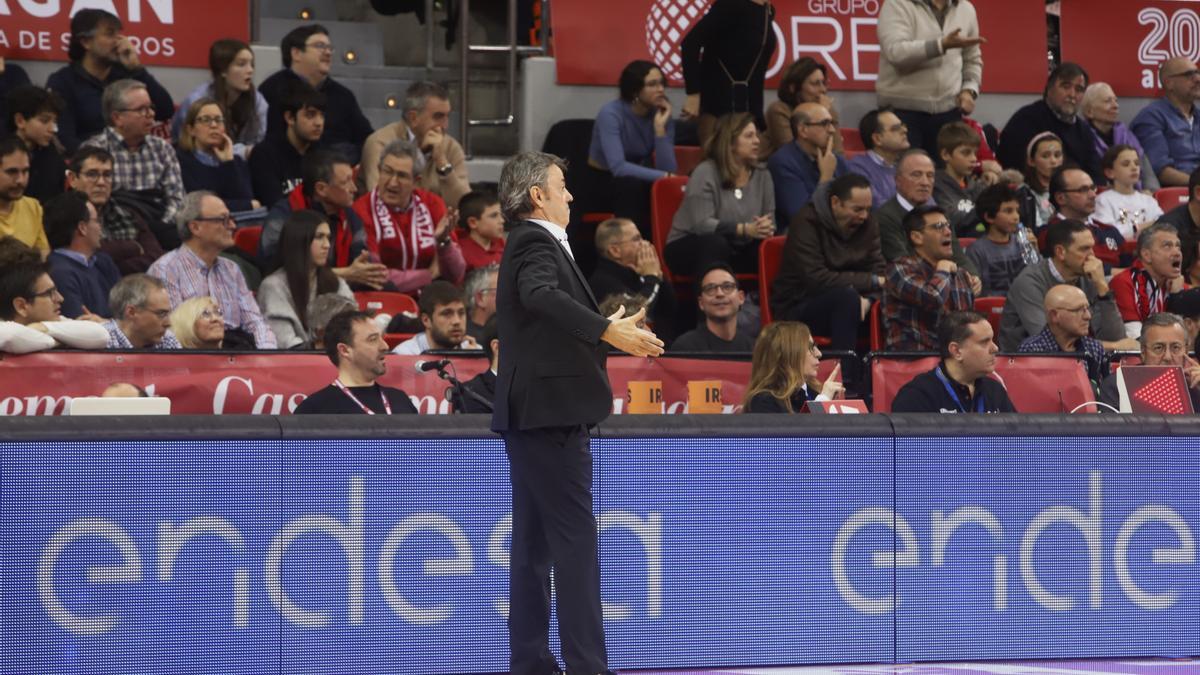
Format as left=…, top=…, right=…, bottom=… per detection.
left=257, top=210, right=356, bottom=349
left=0, top=244, right=108, bottom=353
left=44, top=191, right=119, bottom=319
left=742, top=321, right=843, bottom=413
left=149, top=191, right=278, bottom=348
left=392, top=280, right=480, bottom=355
left=670, top=262, right=754, bottom=352
left=67, top=146, right=163, bottom=274
left=294, top=309, right=418, bottom=415
left=891, top=311, right=1016, bottom=413
left=102, top=274, right=180, bottom=349
left=1110, top=222, right=1186, bottom=339
left=1018, top=284, right=1110, bottom=391
left=1098, top=311, right=1200, bottom=412
left=883, top=205, right=978, bottom=351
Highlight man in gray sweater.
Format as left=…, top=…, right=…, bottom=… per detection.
left=998, top=218, right=1136, bottom=352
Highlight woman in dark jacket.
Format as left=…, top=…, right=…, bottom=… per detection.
left=743, top=321, right=843, bottom=413
left=175, top=97, right=258, bottom=212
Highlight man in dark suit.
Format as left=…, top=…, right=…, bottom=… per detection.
left=492, top=151, right=664, bottom=675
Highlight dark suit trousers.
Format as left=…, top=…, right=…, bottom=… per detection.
left=503, top=425, right=607, bottom=675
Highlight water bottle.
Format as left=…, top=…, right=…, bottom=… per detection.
left=1016, top=221, right=1041, bottom=265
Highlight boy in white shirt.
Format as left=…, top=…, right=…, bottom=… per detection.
left=1094, top=144, right=1163, bottom=240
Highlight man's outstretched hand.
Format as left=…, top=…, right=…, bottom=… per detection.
left=601, top=306, right=665, bottom=357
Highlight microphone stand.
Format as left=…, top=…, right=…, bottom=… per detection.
left=433, top=363, right=493, bottom=413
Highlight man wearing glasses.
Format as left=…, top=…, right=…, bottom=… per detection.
left=768, top=101, right=847, bottom=228
left=101, top=274, right=180, bottom=350
left=0, top=248, right=108, bottom=354
left=883, top=205, right=976, bottom=351
left=46, top=8, right=174, bottom=153
left=66, top=146, right=164, bottom=275
left=1110, top=223, right=1187, bottom=340
left=670, top=263, right=754, bottom=352
left=149, top=191, right=278, bottom=348
left=259, top=24, right=373, bottom=164
left=81, top=79, right=185, bottom=249
left=1019, top=284, right=1110, bottom=391
left=1099, top=312, right=1200, bottom=411
left=1132, top=57, right=1200, bottom=188
left=1047, top=166, right=1125, bottom=270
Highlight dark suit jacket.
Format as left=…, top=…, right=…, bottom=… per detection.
left=492, top=221, right=612, bottom=431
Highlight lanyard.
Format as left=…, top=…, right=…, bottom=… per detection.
left=332, top=379, right=391, bottom=415
left=934, top=366, right=985, bottom=413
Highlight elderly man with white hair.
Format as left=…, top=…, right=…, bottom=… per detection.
left=1081, top=82, right=1159, bottom=191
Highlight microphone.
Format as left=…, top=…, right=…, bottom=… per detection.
left=414, top=359, right=450, bottom=373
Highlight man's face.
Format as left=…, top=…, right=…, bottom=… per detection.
left=82, top=20, right=121, bottom=64
left=1048, top=287, right=1092, bottom=340
left=1056, top=229, right=1097, bottom=277
left=317, top=163, right=357, bottom=210
left=189, top=195, right=235, bottom=250
left=113, top=87, right=154, bottom=141
left=953, top=320, right=999, bottom=378
left=874, top=111, right=909, bottom=155
left=16, top=110, right=58, bottom=148
left=532, top=164, right=572, bottom=227
left=1142, top=323, right=1189, bottom=367
left=1055, top=169, right=1096, bottom=219
left=377, top=154, right=415, bottom=209
left=407, top=96, right=451, bottom=140
left=473, top=271, right=498, bottom=321
left=287, top=105, right=325, bottom=144
left=125, top=286, right=171, bottom=347
left=895, top=154, right=934, bottom=204
left=796, top=103, right=833, bottom=151
left=1142, top=230, right=1184, bottom=281
left=1046, top=75, right=1087, bottom=118
left=469, top=203, right=504, bottom=241
left=18, top=273, right=62, bottom=324
left=0, top=150, right=30, bottom=203
left=911, top=212, right=953, bottom=262
left=423, top=300, right=467, bottom=349
left=69, top=157, right=114, bottom=207
left=292, top=31, right=332, bottom=78
left=1161, top=58, right=1200, bottom=103
left=79, top=201, right=103, bottom=251
left=343, top=318, right=389, bottom=378
left=696, top=269, right=743, bottom=322
left=830, top=187, right=873, bottom=231
left=607, top=221, right=644, bottom=268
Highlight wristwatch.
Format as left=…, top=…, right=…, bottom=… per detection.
left=436, top=163, right=454, bottom=177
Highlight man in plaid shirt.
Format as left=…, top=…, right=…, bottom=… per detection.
left=82, top=79, right=183, bottom=243
left=1019, top=284, right=1110, bottom=388
left=884, top=205, right=978, bottom=350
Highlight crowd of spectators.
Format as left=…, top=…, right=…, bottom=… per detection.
left=5, top=0, right=1200, bottom=415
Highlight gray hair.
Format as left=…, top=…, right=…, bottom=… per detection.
left=109, top=273, right=166, bottom=320
left=499, top=151, right=567, bottom=223
left=1140, top=312, right=1187, bottom=348
left=463, top=263, right=499, bottom=312
left=175, top=190, right=217, bottom=241
left=379, top=138, right=420, bottom=168
left=101, top=79, right=148, bottom=124
left=403, top=81, right=450, bottom=116
left=594, top=217, right=632, bottom=256
left=1136, top=222, right=1178, bottom=256
left=1080, top=82, right=1114, bottom=120
left=895, top=148, right=933, bottom=176
left=309, top=293, right=358, bottom=341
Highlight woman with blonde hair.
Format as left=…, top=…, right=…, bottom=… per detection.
left=742, top=321, right=844, bottom=413
left=665, top=111, right=775, bottom=278
left=170, top=296, right=226, bottom=349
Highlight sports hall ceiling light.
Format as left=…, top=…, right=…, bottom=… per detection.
left=298, top=8, right=312, bottom=19
left=343, top=50, right=358, bottom=65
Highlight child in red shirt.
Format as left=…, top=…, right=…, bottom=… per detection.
left=457, top=190, right=506, bottom=272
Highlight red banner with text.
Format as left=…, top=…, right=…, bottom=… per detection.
left=0, top=353, right=760, bottom=416
left=552, top=0, right=1046, bottom=93
left=1060, top=0, right=1199, bottom=97
left=0, top=0, right=250, bottom=68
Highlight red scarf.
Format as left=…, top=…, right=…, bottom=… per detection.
left=363, top=188, right=438, bottom=271
left=287, top=186, right=353, bottom=267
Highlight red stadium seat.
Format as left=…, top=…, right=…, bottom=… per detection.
left=871, top=354, right=1096, bottom=413
left=974, top=296, right=1005, bottom=335
left=651, top=175, right=690, bottom=282
left=355, top=291, right=418, bottom=316
left=869, top=300, right=884, bottom=352
left=384, top=333, right=415, bottom=349
left=958, top=237, right=976, bottom=248
left=674, top=146, right=703, bottom=176
left=1155, top=187, right=1189, bottom=213
left=233, top=225, right=262, bottom=258
left=582, top=211, right=614, bottom=225
left=1121, top=239, right=1138, bottom=258
left=840, top=128, right=865, bottom=153
left=758, top=235, right=786, bottom=324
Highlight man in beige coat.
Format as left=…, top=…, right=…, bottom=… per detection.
left=360, top=81, right=470, bottom=206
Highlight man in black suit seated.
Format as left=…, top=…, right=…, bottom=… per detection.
left=492, top=151, right=664, bottom=675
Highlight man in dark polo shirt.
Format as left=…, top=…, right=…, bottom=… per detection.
left=670, top=263, right=755, bottom=352
left=294, top=310, right=417, bottom=414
